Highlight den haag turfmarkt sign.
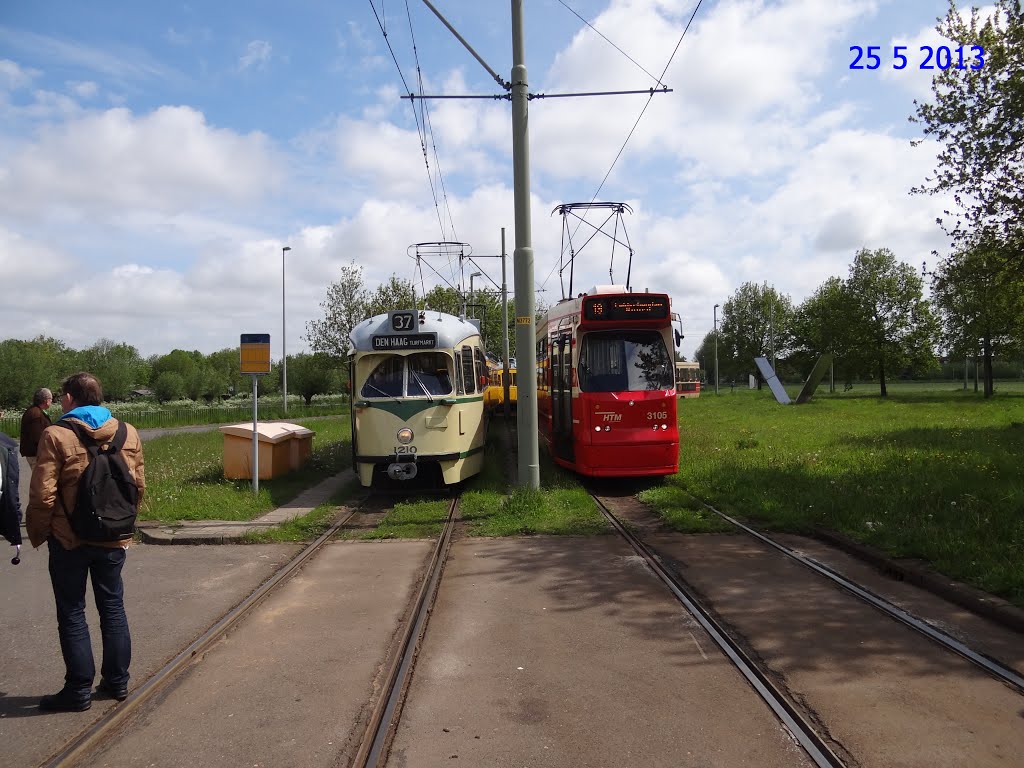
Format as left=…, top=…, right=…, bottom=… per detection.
left=372, top=310, right=437, bottom=350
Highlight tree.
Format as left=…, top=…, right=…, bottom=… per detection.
left=912, top=0, right=1024, bottom=276
left=844, top=248, right=939, bottom=397
left=929, top=237, right=1024, bottom=397
left=718, top=282, right=794, bottom=385
left=0, top=336, right=73, bottom=408
left=366, top=275, right=416, bottom=317
left=152, top=371, right=185, bottom=403
left=79, top=339, right=144, bottom=402
left=306, top=260, right=368, bottom=360
left=792, top=277, right=855, bottom=391
left=284, top=352, right=337, bottom=404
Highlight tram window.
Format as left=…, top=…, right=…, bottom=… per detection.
left=455, top=353, right=465, bottom=395
left=361, top=356, right=404, bottom=398
left=408, top=352, right=453, bottom=396
left=578, top=331, right=673, bottom=392
left=461, top=346, right=476, bottom=394
left=474, top=348, right=487, bottom=393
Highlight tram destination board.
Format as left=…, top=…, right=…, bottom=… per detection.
left=372, top=333, right=437, bottom=350
left=584, top=295, right=669, bottom=321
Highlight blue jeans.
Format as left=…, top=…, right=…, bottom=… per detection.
left=47, top=538, right=131, bottom=700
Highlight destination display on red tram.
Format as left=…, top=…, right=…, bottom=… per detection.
left=583, top=295, right=670, bottom=322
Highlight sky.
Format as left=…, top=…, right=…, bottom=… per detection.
left=0, top=0, right=980, bottom=363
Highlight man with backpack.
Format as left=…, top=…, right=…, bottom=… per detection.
left=27, top=372, right=145, bottom=712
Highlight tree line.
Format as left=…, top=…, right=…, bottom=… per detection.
left=0, top=337, right=341, bottom=410
left=691, top=246, right=1022, bottom=397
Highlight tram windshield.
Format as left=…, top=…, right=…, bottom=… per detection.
left=578, top=330, right=673, bottom=392
left=408, top=352, right=453, bottom=396
left=360, top=353, right=453, bottom=398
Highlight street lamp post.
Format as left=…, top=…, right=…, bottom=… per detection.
left=282, top=246, right=291, bottom=414
left=713, top=303, right=720, bottom=395
left=469, top=271, right=482, bottom=318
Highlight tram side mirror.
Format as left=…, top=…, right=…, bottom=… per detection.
left=674, top=329, right=683, bottom=347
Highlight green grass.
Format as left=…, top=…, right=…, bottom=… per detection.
left=647, top=386, right=1024, bottom=606
left=459, top=417, right=608, bottom=537
left=242, top=479, right=362, bottom=543
left=141, top=417, right=352, bottom=523
left=346, top=497, right=452, bottom=539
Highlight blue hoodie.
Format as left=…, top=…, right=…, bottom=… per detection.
left=60, top=406, right=113, bottom=430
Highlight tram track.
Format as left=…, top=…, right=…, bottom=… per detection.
left=40, top=491, right=460, bottom=768
left=41, top=502, right=365, bottom=767
left=351, top=495, right=460, bottom=767
left=688, top=497, right=1024, bottom=694
left=590, top=492, right=847, bottom=768
left=592, top=488, right=1024, bottom=768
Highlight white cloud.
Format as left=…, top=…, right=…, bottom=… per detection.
left=67, top=80, right=98, bottom=99
left=239, top=40, right=272, bottom=71
left=0, top=59, right=39, bottom=91
left=0, top=105, right=284, bottom=220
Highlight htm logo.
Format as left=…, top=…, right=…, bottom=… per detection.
left=596, top=411, right=622, bottom=423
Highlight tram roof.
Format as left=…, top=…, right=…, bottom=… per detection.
left=349, top=309, right=481, bottom=352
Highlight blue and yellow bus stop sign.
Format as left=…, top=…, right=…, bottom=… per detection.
left=240, top=333, right=271, bottom=375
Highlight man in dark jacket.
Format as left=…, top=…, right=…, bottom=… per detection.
left=0, top=432, right=22, bottom=563
left=20, top=388, right=53, bottom=469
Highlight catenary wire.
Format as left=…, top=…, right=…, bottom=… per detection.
left=555, top=0, right=665, bottom=87
left=541, top=0, right=705, bottom=292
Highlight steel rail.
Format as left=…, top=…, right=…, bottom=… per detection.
left=41, top=507, right=360, bottom=768
left=353, top=496, right=459, bottom=768
left=698, top=500, right=1024, bottom=694
left=591, top=494, right=846, bottom=768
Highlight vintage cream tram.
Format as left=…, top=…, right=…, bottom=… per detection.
left=349, top=309, right=488, bottom=488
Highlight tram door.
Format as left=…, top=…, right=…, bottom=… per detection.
left=551, top=333, right=575, bottom=461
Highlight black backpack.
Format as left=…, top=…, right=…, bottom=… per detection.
left=56, top=420, right=139, bottom=541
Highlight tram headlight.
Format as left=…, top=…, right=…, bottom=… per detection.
left=397, top=427, right=414, bottom=444
left=661, top=424, right=668, bottom=430
left=594, top=426, right=601, bottom=432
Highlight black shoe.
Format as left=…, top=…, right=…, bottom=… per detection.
left=96, top=678, right=128, bottom=701
left=39, top=689, right=91, bottom=712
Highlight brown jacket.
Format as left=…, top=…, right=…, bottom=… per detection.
left=27, top=416, right=146, bottom=550
left=19, top=404, right=52, bottom=457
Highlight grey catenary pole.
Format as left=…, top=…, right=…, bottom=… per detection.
left=282, top=245, right=291, bottom=414
left=511, top=0, right=539, bottom=488
left=501, top=228, right=511, bottom=422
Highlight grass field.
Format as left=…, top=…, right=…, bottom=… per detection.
left=136, top=381, right=1024, bottom=608
left=641, top=383, right=1024, bottom=606
left=140, top=416, right=352, bottom=523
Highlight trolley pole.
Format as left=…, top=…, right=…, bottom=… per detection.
left=511, top=0, right=539, bottom=489
left=501, top=227, right=511, bottom=422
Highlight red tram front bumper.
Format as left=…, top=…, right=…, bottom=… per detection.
left=570, top=439, right=679, bottom=477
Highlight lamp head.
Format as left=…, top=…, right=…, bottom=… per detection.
left=283, top=246, right=291, bottom=253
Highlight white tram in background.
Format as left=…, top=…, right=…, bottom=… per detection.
left=349, top=309, right=489, bottom=488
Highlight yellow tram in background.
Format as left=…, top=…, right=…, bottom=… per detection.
left=484, top=361, right=518, bottom=411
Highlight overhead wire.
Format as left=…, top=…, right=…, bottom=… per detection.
left=369, top=0, right=463, bottom=292
left=402, top=1, right=459, bottom=284
left=540, top=0, right=706, bottom=293
left=554, top=0, right=666, bottom=87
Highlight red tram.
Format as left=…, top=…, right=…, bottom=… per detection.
left=536, top=286, right=679, bottom=477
